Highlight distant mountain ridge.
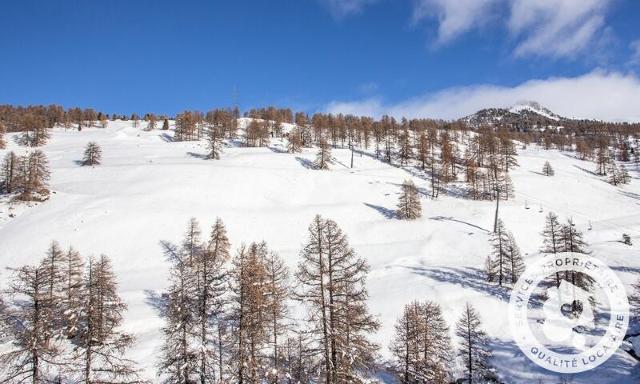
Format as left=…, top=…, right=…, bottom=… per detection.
left=461, top=101, right=569, bottom=131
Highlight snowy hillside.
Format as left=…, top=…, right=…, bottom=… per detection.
left=508, top=101, right=562, bottom=121
left=0, top=121, right=639, bottom=383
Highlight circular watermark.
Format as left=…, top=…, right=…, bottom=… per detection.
left=508, top=253, right=629, bottom=374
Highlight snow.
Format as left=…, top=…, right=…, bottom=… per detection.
left=1, top=121, right=639, bottom=383
left=509, top=101, right=562, bottom=121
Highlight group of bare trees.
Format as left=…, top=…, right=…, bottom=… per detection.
left=174, top=109, right=237, bottom=145
left=390, top=301, right=494, bottom=384
left=0, top=242, right=145, bottom=383
left=0, top=150, right=50, bottom=201
left=0, top=104, right=112, bottom=133
left=157, top=215, right=379, bottom=384
left=485, top=211, right=591, bottom=292
left=540, top=213, right=592, bottom=294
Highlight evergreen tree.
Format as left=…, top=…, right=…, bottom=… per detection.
left=39, top=241, right=67, bottom=344
left=295, top=215, right=379, bottom=384
left=262, top=247, right=289, bottom=384
left=620, top=164, right=631, bottom=184
left=498, top=134, right=518, bottom=173
left=20, top=150, right=50, bottom=201
left=74, top=255, right=144, bottom=383
left=540, top=212, right=563, bottom=286
left=560, top=219, right=594, bottom=307
left=390, top=301, right=452, bottom=383
left=396, top=123, right=412, bottom=166
left=195, top=218, right=230, bottom=384
left=607, top=161, right=621, bottom=185
left=486, top=219, right=510, bottom=286
left=542, top=161, right=554, bottom=176
left=595, top=146, right=609, bottom=175
left=206, top=125, right=223, bottom=160
left=396, top=179, right=422, bottom=220
left=455, top=304, right=492, bottom=384
left=314, top=138, right=332, bottom=170
left=162, top=119, right=170, bottom=131
left=229, top=243, right=270, bottom=384
left=82, top=142, right=102, bottom=166
left=486, top=220, right=524, bottom=285
left=61, top=246, right=85, bottom=339
left=1, top=151, right=19, bottom=193
left=157, top=239, right=200, bottom=383
left=506, top=232, right=525, bottom=284
left=0, top=265, right=63, bottom=383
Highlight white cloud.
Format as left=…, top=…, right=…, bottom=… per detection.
left=325, top=71, right=640, bottom=122
left=409, top=0, right=613, bottom=59
left=320, top=0, right=377, bottom=18
left=411, top=0, right=500, bottom=44
left=508, top=0, right=612, bottom=58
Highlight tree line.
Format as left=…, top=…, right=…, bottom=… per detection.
left=2, top=103, right=636, bottom=196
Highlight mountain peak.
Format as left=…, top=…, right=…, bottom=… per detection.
left=508, top=101, right=561, bottom=121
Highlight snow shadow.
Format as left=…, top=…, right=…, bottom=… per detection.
left=611, top=265, right=640, bottom=274
left=619, top=190, right=640, bottom=202
left=403, top=266, right=511, bottom=302
left=144, top=289, right=169, bottom=318
left=488, top=331, right=640, bottom=382
left=385, top=181, right=430, bottom=199
left=295, top=156, right=315, bottom=170
left=351, top=148, right=474, bottom=199
left=268, top=144, right=288, bottom=154
left=159, top=133, right=174, bottom=142
left=363, top=202, right=397, bottom=219
left=186, top=151, right=208, bottom=160
left=573, top=164, right=600, bottom=177
left=429, top=215, right=490, bottom=233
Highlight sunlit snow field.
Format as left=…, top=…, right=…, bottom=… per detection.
left=1, top=121, right=639, bottom=382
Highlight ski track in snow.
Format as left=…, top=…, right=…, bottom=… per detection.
left=0, top=121, right=639, bottom=383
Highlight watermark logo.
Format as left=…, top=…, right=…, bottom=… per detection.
left=508, top=253, right=629, bottom=373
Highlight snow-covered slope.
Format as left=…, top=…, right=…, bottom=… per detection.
left=0, top=121, right=639, bottom=383
left=509, top=101, right=562, bottom=121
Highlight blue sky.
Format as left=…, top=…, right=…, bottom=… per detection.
left=1, top=0, right=640, bottom=120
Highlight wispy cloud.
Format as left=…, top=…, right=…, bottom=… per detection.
left=319, top=0, right=377, bottom=19
left=411, top=0, right=501, bottom=45
left=325, top=70, right=640, bottom=122
left=336, top=0, right=616, bottom=60
left=508, top=0, right=613, bottom=58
